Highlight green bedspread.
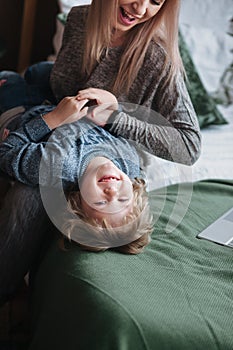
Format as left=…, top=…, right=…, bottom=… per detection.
left=29, top=180, right=233, bottom=350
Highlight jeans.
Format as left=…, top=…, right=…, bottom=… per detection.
left=0, top=182, right=54, bottom=305
left=0, top=62, right=56, bottom=304
left=0, top=61, right=56, bottom=114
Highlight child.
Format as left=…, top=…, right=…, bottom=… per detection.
left=0, top=94, right=153, bottom=254
left=0, top=95, right=153, bottom=305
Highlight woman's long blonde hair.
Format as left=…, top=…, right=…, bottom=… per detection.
left=82, top=0, right=183, bottom=95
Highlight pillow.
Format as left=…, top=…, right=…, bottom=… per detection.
left=179, top=31, right=228, bottom=128
left=58, top=0, right=91, bottom=14
left=57, top=12, right=67, bottom=25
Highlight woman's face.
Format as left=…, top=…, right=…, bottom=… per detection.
left=115, top=0, right=165, bottom=33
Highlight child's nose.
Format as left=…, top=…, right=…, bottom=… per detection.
left=103, top=186, right=118, bottom=197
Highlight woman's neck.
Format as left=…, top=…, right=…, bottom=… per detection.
left=110, top=29, right=126, bottom=48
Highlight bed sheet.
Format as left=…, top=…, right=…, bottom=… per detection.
left=146, top=104, right=233, bottom=191
left=29, top=179, right=233, bottom=350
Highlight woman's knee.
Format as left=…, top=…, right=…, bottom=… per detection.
left=24, top=61, right=54, bottom=87
left=0, top=71, right=26, bottom=93
left=0, top=183, right=50, bottom=304
left=0, top=71, right=28, bottom=113
left=24, top=61, right=56, bottom=104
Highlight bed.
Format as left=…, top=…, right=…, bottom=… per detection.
left=27, top=1, right=233, bottom=349
left=28, top=179, right=233, bottom=350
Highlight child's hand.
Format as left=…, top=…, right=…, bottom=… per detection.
left=43, top=96, right=88, bottom=129
left=76, top=88, right=118, bottom=127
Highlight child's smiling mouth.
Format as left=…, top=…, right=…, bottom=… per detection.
left=98, top=176, right=120, bottom=183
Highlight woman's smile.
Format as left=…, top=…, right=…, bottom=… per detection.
left=119, top=7, right=137, bottom=26
left=112, top=0, right=166, bottom=44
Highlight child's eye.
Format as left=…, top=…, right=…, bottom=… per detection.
left=118, top=198, right=130, bottom=203
left=94, top=201, right=107, bottom=206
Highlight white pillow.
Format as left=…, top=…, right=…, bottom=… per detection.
left=180, top=0, right=232, bottom=31
left=179, top=0, right=232, bottom=93
left=58, top=0, right=91, bottom=13
left=179, top=24, right=232, bottom=93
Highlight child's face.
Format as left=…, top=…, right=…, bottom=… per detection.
left=80, top=157, right=134, bottom=227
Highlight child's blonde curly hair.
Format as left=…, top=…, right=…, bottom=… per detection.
left=63, top=178, right=153, bottom=254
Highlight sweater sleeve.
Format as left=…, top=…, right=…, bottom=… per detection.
left=107, top=74, right=201, bottom=166
left=0, top=115, right=78, bottom=187
left=0, top=115, right=52, bottom=185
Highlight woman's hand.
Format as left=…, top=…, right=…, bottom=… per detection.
left=43, top=96, right=88, bottom=129
left=76, top=88, right=118, bottom=126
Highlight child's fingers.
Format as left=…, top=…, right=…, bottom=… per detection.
left=62, top=106, right=88, bottom=124
left=73, top=97, right=89, bottom=110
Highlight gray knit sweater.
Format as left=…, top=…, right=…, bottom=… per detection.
left=50, top=5, right=201, bottom=165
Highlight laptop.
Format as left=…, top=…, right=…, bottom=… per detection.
left=197, top=206, right=233, bottom=248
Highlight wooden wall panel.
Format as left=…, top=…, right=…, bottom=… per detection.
left=0, top=0, right=58, bottom=72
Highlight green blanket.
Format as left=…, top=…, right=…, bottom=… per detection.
left=29, top=180, right=233, bottom=350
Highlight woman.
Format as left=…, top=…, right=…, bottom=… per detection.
left=49, top=0, right=201, bottom=165
left=0, top=1, right=201, bottom=165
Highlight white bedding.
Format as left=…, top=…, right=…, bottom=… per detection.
left=57, top=0, right=233, bottom=190
left=146, top=0, right=233, bottom=190
left=146, top=104, right=233, bottom=190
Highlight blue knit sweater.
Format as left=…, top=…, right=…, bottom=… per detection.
left=0, top=105, right=140, bottom=189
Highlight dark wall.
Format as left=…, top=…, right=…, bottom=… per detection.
left=0, top=0, right=23, bottom=70
left=0, top=0, right=59, bottom=72
left=31, top=0, right=59, bottom=65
